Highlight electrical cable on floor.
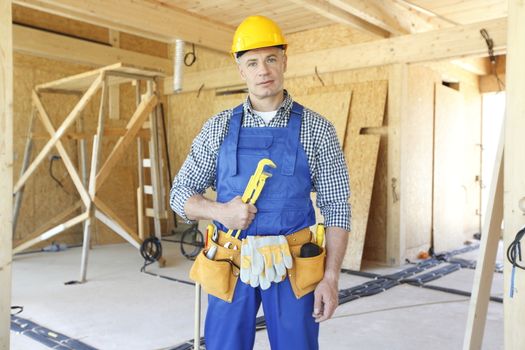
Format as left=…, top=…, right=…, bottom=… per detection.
left=139, top=237, right=195, bottom=286
left=169, top=243, right=503, bottom=350
left=140, top=236, right=163, bottom=272
left=11, top=306, right=23, bottom=315
left=331, top=298, right=470, bottom=320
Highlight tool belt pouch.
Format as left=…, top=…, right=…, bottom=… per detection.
left=189, top=240, right=240, bottom=303
left=288, top=246, right=326, bottom=299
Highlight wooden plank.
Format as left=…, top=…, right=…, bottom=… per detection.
left=13, top=25, right=171, bottom=74
left=31, top=128, right=151, bottom=140
left=88, top=81, right=108, bottom=198
left=504, top=1, right=525, bottom=349
left=327, top=0, right=410, bottom=34
left=12, top=108, right=35, bottom=235
left=14, top=0, right=234, bottom=52
left=343, top=81, right=388, bottom=269
left=36, top=63, right=163, bottom=93
left=31, top=91, right=91, bottom=207
left=13, top=201, right=82, bottom=254
left=108, top=30, right=120, bottom=120
left=403, top=66, right=436, bottom=259
left=433, top=84, right=467, bottom=252
left=0, top=1, right=13, bottom=347
left=95, top=94, right=158, bottom=191
left=93, top=198, right=141, bottom=249
left=386, top=64, right=407, bottom=265
left=13, top=74, right=103, bottom=193
left=137, top=187, right=144, bottom=240
left=463, top=125, right=503, bottom=350
left=288, top=0, right=389, bottom=37
left=164, top=18, right=507, bottom=93
left=13, top=211, right=89, bottom=254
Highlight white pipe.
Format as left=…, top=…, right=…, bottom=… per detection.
left=174, top=39, right=185, bottom=93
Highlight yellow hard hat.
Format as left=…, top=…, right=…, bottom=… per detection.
left=231, top=15, right=287, bottom=57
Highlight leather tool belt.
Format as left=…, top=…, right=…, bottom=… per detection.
left=189, top=227, right=325, bottom=302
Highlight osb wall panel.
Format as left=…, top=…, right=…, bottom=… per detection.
left=363, top=134, right=387, bottom=262
left=460, top=81, right=482, bottom=239
left=433, top=84, right=468, bottom=252
left=341, top=82, right=387, bottom=270
left=13, top=54, right=144, bottom=250
left=13, top=53, right=91, bottom=248
left=403, top=66, right=437, bottom=259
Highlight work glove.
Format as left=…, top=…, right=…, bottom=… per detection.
left=253, top=235, right=293, bottom=289
left=240, top=236, right=261, bottom=288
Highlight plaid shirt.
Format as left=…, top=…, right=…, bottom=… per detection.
left=170, top=91, right=351, bottom=231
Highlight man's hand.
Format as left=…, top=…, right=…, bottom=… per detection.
left=312, top=275, right=339, bottom=322
left=217, top=195, right=257, bottom=230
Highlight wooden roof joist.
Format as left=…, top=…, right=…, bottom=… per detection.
left=14, top=0, right=234, bottom=52
left=164, top=17, right=507, bottom=93
left=13, top=25, right=172, bottom=74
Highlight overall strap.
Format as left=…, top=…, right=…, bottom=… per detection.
left=281, top=102, right=303, bottom=176
left=225, top=104, right=244, bottom=176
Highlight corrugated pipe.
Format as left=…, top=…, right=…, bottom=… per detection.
left=174, top=39, right=185, bottom=93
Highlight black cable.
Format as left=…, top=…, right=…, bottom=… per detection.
left=184, top=43, right=197, bottom=66
left=11, top=306, right=23, bottom=315
left=507, top=226, right=525, bottom=270
left=480, top=28, right=505, bottom=91
left=49, top=155, right=64, bottom=189
left=140, top=236, right=163, bottom=271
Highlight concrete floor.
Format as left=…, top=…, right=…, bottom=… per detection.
left=10, top=238, right=504, bottom=350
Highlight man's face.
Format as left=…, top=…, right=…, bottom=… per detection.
left=237, top=47, right=287, bottom=102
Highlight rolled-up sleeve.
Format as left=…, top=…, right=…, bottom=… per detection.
left=170, top=118, right=218, bottom=223
left=312, top=122, right=351, bottom=231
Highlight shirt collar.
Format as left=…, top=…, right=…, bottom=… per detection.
left=242, top=90, right=294, bottom=125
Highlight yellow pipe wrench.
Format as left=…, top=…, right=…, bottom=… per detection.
left=227, top=158, right=277, bottom=239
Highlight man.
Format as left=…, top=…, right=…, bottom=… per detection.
left=171, top=15, right=350, bottom=350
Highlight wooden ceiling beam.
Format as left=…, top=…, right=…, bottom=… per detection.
left=288, top=0, right=390, bottom=37
left=327, top=0, right=409, bottom=35
left=13, top=0, right=234, bottom=52
left=13, top=24, right=172, bottom=73
left=164, top=17, right=507, bottom=93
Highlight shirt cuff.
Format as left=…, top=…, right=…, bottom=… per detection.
left=170, top=185, right=199, bottom=224
left=322, top=202, right=351, bottom=232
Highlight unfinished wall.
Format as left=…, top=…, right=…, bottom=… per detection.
left=12, top=5, right=170, bottom=251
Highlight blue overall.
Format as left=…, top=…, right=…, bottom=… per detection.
left=206, top=102, right=318, bottom=350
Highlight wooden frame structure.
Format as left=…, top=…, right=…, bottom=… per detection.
left=1, top=1, right=14, bottom=348
left=12, top=63, right=166, bottom=282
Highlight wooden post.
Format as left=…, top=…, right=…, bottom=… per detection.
left=108, top=30, right=120, bottom=120
left=504, top=2, right=525, bottom=349
left=386, top=63, right=408, bottom=265
left=80, top=77, right=108, bottom=282
left=0, top=2, right=13, bottom=348
left=12, top=108, right=35, bottom=236
left=463, top=127, right=504, bottom=350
